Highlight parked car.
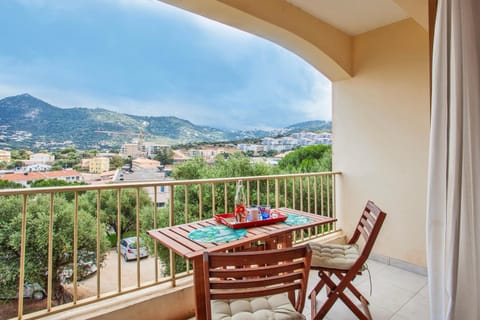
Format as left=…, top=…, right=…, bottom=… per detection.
left=119, top=237, right=149, bottom=262
left=22, top=282, right=46, bottom=300
left=59, top=251, right=98, bottom=283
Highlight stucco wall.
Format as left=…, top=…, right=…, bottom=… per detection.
left=332, top=19, right=430, bottom=267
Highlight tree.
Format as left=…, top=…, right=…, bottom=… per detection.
left=109, top=155, right=124, bottom=170
left=11, top=149, right=29, bottom=160
left=0, top=180, right=24, bottom=189
left=0, top=195, right=109, bottom=303
left=78, top=188, right=152, bottom=237
left=153, top=148, right=174, bottom=165
left=278, top=144, right=332, bottom=172
left=30, top=179, right=86, bottom=188
left=172, top=157, right=207, bottom=180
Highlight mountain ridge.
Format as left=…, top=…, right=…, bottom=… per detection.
left=0, top=94, right=331, bottom=150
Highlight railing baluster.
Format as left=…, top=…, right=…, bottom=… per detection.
left=169, top=185, right=176, bottom=287
left=154, top=186, right=159, bottom=282
left=246, top=180, right=250, bottom=207
left=136, top=188, right=141, bottom=288
left=184, top=185, right=189, bottom=223
left=327, top=174, right=331, bottom=218
left=292, top=178, right=296, bottom=210
left=183, top=185, right=190, bottom=275
left=17, top=194, right=28, bottom=319
left=211, top=183, right=215, bottom=215
left=300, top=177, right=303, bottom=212
left=47, top=192, right=54, bottom=311
left=73, top=191, right=79, bottom=304
left=96, top=190, right=101, bottom=298
left=332, top=173, right=337, bottom=230
left=198, top=183, right=203, bottom=220
left=266, top=179, right=270, bottom=206
left=256, top=180, right=260, bottom=205
left=224, top=182, right=228, bottom=212
left=274, top=178, right=279, bottom=209
left=307, top=176, right=311, bottom=213
left=314, top=176, right=318, bottom=235
left=117, top=188, right=122, bottom=292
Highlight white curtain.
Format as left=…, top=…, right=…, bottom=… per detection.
left=427, top=0, right=480, bottom=319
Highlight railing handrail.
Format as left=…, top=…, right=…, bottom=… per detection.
left=0, top=171, right=341, bottom=195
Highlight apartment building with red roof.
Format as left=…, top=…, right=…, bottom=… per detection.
left=0, top=169, right=83, bottom=187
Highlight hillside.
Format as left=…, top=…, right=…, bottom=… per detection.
left=0, top=94, right=331, bottom=150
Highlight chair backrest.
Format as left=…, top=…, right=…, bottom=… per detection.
left=203, top=244, right=312, bottom=317
left=347, top=200, right=387, bottom=264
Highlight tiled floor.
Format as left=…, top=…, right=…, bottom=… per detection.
left=305, top=259, right=429, bottom=320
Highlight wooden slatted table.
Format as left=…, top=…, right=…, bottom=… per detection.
left=147, top=207, right=336, bottom=320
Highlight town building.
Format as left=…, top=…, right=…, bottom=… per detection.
left=89, top=157, right=110, bottom=173
left=144, top=143, right=171, bottom=159
left=0, top=150, right=11, bottom=162
left=0, top=169, right=83, bottom=187
left=120, top=143, right=142, bottom=158
left=29, top=153, right=55, bottom=164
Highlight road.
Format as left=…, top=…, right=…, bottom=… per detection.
left=74, top=249, right=163, bottom=297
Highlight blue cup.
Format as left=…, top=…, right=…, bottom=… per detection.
left=260, top=206, right=271, bottom=220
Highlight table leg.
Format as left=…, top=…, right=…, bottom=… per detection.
left=193, top=256, right=207, bottom=320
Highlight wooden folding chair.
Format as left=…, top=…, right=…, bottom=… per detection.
left=309, top=200, right=387, bottom=320
left=203, top=244, right=312, bottom=320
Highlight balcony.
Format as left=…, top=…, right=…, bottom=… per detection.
left=1, top=172, right=356, bottom=320
left=0, top=1, right=437, bottom=319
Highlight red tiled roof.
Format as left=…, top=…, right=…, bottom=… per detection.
left=0, top=170, right=82, bottom=182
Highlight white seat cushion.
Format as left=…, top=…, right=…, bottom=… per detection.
left=211, top=293, right=305, bottom=320
left=309, top=242, right=364, bottom=271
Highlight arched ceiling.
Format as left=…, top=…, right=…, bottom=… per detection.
left=157, top=0, right=428, bottom=81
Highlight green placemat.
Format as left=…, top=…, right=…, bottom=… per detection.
left=284, top=213, right=312, bottom=226
left=188, top=225, right=247, bottom=243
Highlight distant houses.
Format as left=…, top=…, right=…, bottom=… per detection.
left=0, top=169, right=83, bottom=187
left=0, top=150, right=11, bottom=162
left=238, top=132, right=331, bottom=153
left=88, top=157, right=110, bottom=173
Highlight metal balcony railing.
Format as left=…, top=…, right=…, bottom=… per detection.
left=0, top=171, right=340, bottom=319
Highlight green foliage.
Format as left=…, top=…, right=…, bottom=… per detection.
left=30, top=179, right=86, bottom=188
left=78, top=188, right=152, bottom=237
left=172, top=157, right=207, bottom=180
left=278, top=145, right=332, bottom=172
left=10, top=149, right=29, bottom=160
left=0, top=180, right=24, bottom=189
left=109, top=155, right=124, bottom=170
left=153, top=148, right=174, bottom=165
left=0, top=194, right=109, bottom=302
left=53, top=149, right=82, bottom=169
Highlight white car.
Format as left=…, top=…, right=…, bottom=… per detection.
left=120, top=237, right=149, bottom=262
left=23, top=282, right=46, bottom=300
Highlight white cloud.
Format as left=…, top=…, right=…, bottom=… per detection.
left=295, top=71, right=332, bottom=121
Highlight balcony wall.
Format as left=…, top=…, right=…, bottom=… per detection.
left=333, top=19, right=430, bottom=267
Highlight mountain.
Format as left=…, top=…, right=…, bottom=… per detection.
left=286, top=120, right=331, bottom=133
left=0, top=94, right=331, bottom=150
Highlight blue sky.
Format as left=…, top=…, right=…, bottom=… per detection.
left=0, top=0, right=331, bottom=130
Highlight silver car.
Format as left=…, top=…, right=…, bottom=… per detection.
left=23, top=282, right=46, bottom=300
left=119, top=237, right=149, bottom=262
